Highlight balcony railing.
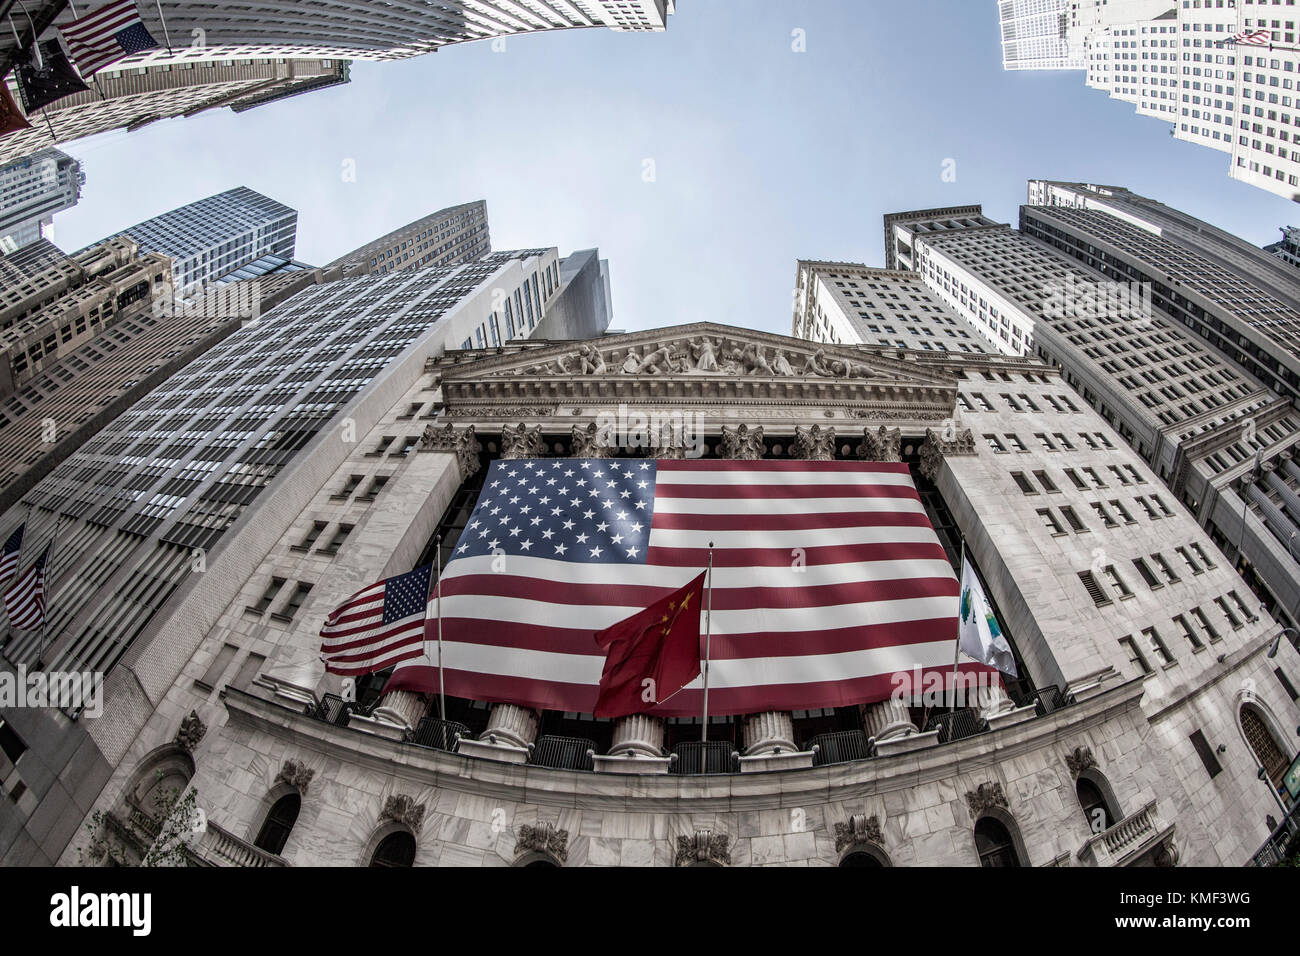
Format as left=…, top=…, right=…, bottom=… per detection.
left=808, top=730, right=872, bottom=766
left=670, top=740, right=740, bottom=775
left=922, top=709, right=987, bottom=744
left=1078, top=800, right=1170, bottom=866
left=190, top=820, right=289, bottom=868
left=529, top=735, right=596, bottom=771
left=1250, top=801, right=1300, bottom=867
left=409, top=716, right=469, bottom=753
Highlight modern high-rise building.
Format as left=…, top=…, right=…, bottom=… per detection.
left=0, top=236, right=170, bottom=399
left=27, top=0, right=676, bottom=66
left=325, top=201, right=490, bottom=277
left=0, top=244, right=601, bottom=863
left=0, top=58, right=349, bottom=165
left=999, top=3, right=1300, bottom=202
left=0, top=149, right=84, bottom=253
left=1265, top=225, right=1300, bottom=270
left=93, top=187, right=298, bottom=293
left=998, top=0, right=1078, bottom=71
left=532, top=248, right=614, bottom=340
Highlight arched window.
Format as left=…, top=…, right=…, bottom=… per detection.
left=1076, top=777, right=1116, bottom=834
left=839, top=850, right=885, bottom=867
left=253, top=793, right=300, bottom=856
left=1241, top=704, right=1291, bottom=791
left=370, top=831, right=416, bottom=868
left=974, top=816, right=1024, bottom=867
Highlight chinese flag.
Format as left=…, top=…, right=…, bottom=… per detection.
left=593, top=571, right=706, bottom=718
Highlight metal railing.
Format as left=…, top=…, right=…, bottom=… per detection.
left=1008, top=684, right=1070, bottom=717
left=807, top=730, right=872, bottom=766
left=529, top=735, right=596, bottom=772
left=309, top=693, right=353, bottom=726
left=923, top=709, right=988, bottom=744
left=1250, top=801, right=1300, bottom=867
left=409, top=717, right=469, bottom=753
left=670, top=740, right=740, bottom=775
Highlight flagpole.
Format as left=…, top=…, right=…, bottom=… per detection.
left=152, top=0, right=174, bottom=54
left=950, top=535, right=965, bottom=721
left=701, top=542, right=713, bottom=746
left=435, top=534, right=445, bottom=722
left=35, top=513, right=60, bottom=670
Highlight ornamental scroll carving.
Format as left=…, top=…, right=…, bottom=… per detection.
left=380, top=794, right=426, bottom=832
left=500, top=422, right=547, bottom=461
left=1065, top=746, right=1097, bottom=778
left=965, top=782, right=1009, bottom=818
left=918, top=426, right=976, bottom=482
left=719, top=424, right=764, bottom=461
left=515, top=822, right=569, bottom=864
left=570, top=422, right=615, bottom=459
left=174, top=711, right=206, bottom=753
left=419, top=422, right=482, bottom=478
left=856, top=426, right=902, bottom=463
left=275, top=759, right=315, bottom=796
left=833, top=813, right=885, bottom=854
left=674, top=829, right=731, bottom=867
left=791, top=424, right=836, bottom=462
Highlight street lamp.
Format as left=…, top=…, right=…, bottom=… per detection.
left=1269, top=628, right=1299, bottom=659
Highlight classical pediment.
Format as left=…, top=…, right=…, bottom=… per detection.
left=429, top=323, right=959, bottom=429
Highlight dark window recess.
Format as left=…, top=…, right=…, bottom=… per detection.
left=1275, top=667, right=1299, bottom=703
left=370, top=831, right=416, bottom=868
left=253, top=793, right=300, bottom=856
left=0, top=720, right=26, bottom=765
left=1189, top=729, right=1223, bottom=779
left=1078, top=570, right=1109, bottom=607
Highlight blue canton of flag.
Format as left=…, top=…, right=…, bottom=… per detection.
left=453, top=459, right=658, bottom=565
left=383, top=564, right=433, bottom=624
left=115, top=22, right=159, bottom=55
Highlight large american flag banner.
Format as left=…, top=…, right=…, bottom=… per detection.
left=0, top=523, right=23, bottom=592
left=386, top=458, right=980, bottom=716
left=3, top=541, right=49, bottom=632
left=58, top=0, right=160, bottom=77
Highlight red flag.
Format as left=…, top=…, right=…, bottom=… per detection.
left=0, top=83, right=32, bottom=139
left=593, top=570, right=705, bottom=718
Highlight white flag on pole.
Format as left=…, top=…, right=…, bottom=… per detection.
left=959, top=555, right=1017, bottom=676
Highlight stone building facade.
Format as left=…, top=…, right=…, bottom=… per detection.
left=29, top=323, right=1296, bottom=868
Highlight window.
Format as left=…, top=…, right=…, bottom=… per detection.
left=1082, top=467, right=1106, bottom=488
left=1190, top=543, right=1216, bottom=569
left=1076, top=777, right=1116, bottom=834
left=1176, top=545, right=1202, bottom=575
left=973, top=816, right=1023, bottom=868
left=232, top=652, right=266, bottom=690
left=1038, top=508, right=1066, bottom=535
left=1005, top=434, right=1028, bottom=453
left=1189, top=729, right=1223, bottom=779
left=1152, top=553, right=1179, bottom=584
left=1214, top=596, right=1243, bottom=629
left=293, top=521, right=327, bottom=552
left=1229, top=591, right=1255, bottom=623
left=1111, top=500, right=1136, bottom=524
left=1102, top=565, right=1131, bottom=599
left=0, top=719, right=26, bottom=766
left=319, top=524, right=354, bottom=555
left=1241, top=705, right=1290, bottom=791
left=1012, top=472, right=1037, bottom=495
left=1064, top=468, right=1089, bottom=491
left=1190, top=607, right=1221, bottom=644
left=254, top=793, right=300, bottom=856
left=393, top=435, right=421, bottom=457
left=198, top=643, right=237, bottom=688
left=1033, top=470, right=1059, bottom=493
left=249, top=577, right=286, bottom=614
left=1142, top=627, right=1174, bottom=666
left=1060, top=505, right=1087, bottom=533
left=359, top=475, right=390, bottom=501
left=984, top=433, right=1007, bottom=453
left=1132, top=558, right=1161, bottom=589
left=367, top=436, right=396, bottom=457
left=1173, top=614, right=1203, bottom=651
left=333, top=474, right=363, bottom=500
left=1275, top=667, right=1299, bottom=703
left=371, top=831, right=416, bottom=867
left=273, top=583, right=313, bottom=623
left=1090, top=502, right=1118, bottom=528
left=1034, top=432, right=1056, bottom=452
left=1079, top=570, right=1110, bottom=607
left=1134, top=496, right=1160, bottom=520
left=1120, top=636, right=1152, bottom=675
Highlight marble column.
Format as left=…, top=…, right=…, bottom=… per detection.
left=862, top=697, right=918, bottom=742
left=976, top=684, right=1016, bottom=720
left=482, top=703, right=540, bottom=749
left=372, top=690, right=429, bottom=730
left=742, top=710, right=798, bottom=755
left=608, top=714, right=666, bottom=758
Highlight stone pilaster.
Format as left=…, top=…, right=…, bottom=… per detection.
left=918, top=426, right=976, bottom=483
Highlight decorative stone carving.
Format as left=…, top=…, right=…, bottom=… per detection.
left=175, top=711, right=206, bottom=752
left=275, top=759, right=315, bottom=795
left=577, top=343, right=607, bottom=374
left=719, top=424, right=764, bottom=461
left=515, top=822, right=569, bottom=864
left=419, top=422, right=482, bottom=478
left=690, top=337, right=720, bottom=371
left=801, top=348, right=831, bottom=376
left=570, top=422, right=615, bottom=459
left=791, top=424, right=836, bottom=462
left=445, top=406, right=556, bottom=420
left=1065, top=746, right=1097, bottom=778
left=833, top=814, right=884, bottom=854
left=856, top=426, right=902, bottom=463
left=651, top=436, right=689, bottom=459
left=500, top=422, right=547, bottom=460
left=1154, top=839, right=1180, bottom=868
left=918, top=426, right=976, bottom=482
left=675, top=829, right=731, bottom=867
left=380, top=794, right=426, bottom=831
left=965, top=782, right=1009, bottom=818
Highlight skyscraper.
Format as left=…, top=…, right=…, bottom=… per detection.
left=93, top=186, right=298, bottom=293
left=997, top=0, right=1077, bottom=71
left=998, top=2, right=1300, bottom=202
left=0, top=58, right=349, bottom=165
left=0, top=149, right=84, bottom=252
left=1264, top=225, right=1300, bottom=271
left=325, top=201, right=490, bottom=277
left=36, top=0, right=676, bottom=65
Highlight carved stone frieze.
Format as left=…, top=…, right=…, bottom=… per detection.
left=965, top=782, right=1009, bottom=818
left=833, top=813, right=885, bottom=854
left=175, top=711, right=206, bottom=752
left=275, top=759, right=315, bottom=795
left=856, top=426, right=902, bottom=463
left=418, top=422, right=482, bottom=478
left=444, top=406, right=555, bottom=420
left=500, top=422, right=547, bottom=460
left=380, top=794, right=426, bottom=831
left=791, top=424, right=836, bottom=462
left=515, top=822, right=569, bottom=864
left=918, top=426, right=977, bottom=482
left=674, top=829, right=731, bottom=867
left=719, top=424, right=765, bottom=461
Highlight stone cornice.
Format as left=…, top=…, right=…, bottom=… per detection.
left=220, top=678, right=1147, bottom=814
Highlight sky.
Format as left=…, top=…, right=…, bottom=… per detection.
left=50, top=0, right=1300, bottom=337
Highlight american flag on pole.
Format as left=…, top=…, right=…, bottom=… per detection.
left=385, top=458, right=985, bottom=715
left=58, top=0, right=161, bottom=77
left=3, top=541, right=50, bottom=632
left=319, top=564, right=433, bottom=676
left=0, top=523, right=23, bottom=592
left=1228, top=29, right=1272, bottom=46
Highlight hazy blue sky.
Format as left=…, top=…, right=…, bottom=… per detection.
left=53, top=0, right=1299, bottom=335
